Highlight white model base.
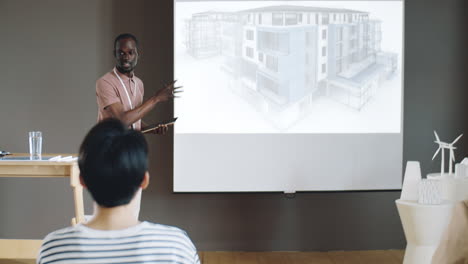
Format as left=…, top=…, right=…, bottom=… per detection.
left=427, top=173, right=468, bottom=202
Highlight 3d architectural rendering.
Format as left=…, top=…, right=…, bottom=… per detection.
left=184, top=5, right=398, bottom=129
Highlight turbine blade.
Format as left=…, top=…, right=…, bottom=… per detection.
left=434, top=131, right=440, bottom=142
left=432, top=147, right=441, bottom=160
left=452, top=134, right=463, bottom=144
left=451, top=149, right=456, bottom=162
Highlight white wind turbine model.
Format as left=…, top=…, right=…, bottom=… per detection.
left=432, top=131, right=463, bottom=176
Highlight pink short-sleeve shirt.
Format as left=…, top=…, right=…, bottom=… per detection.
left=96, top=68, right=144, bottom=131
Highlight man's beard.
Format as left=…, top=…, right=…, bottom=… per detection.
left=118, top=65, right=134, bottom=73
left=118, top=60, right=136, bottom=73
left=118, top=62, right=136, bottom=73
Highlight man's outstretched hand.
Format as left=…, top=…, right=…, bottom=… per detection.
left=153, top=80, right=183, bottom=103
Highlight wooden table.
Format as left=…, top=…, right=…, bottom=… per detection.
left=0, top=153, right=85, bottom=260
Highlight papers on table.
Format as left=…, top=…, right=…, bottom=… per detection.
left=48, top=156, right=77, bottom=162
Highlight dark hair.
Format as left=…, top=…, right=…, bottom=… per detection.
left=114, top=33, right=139, bottom=50
left=78, top=118, right=148, bottom=208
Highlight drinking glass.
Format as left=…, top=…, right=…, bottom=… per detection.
left=29, top=131, right=42, bottom=160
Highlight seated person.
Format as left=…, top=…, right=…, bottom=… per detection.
left=432, top=200, right=468, bottom=264
left=37, top=118, right=200, bottom=264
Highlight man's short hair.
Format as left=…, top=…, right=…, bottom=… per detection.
left=114, top=33, right=139, bottom=50
left=78, top=118, right=148, bottom=207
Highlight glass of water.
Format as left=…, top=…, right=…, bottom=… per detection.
left=29, top=131, right=42, bottom=160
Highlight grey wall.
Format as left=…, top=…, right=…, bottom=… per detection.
left=1, top=0, right=467, bottom=251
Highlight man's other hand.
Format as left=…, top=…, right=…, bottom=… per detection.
left=151, top=124, right=169, bottom=135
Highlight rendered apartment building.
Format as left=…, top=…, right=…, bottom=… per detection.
left=184, top=5, right=398, bottom=129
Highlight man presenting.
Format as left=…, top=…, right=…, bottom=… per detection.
left=96, top=33, right=180, bottom=133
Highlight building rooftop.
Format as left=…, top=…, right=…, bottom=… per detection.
left=239, top=5, right=368, bottom=14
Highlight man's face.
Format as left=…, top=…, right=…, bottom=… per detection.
left=114, top=38, right=138, bottom=73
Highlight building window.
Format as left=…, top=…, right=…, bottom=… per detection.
left=336, top=43, right=343, bottom=57
left=322, top=14, right=329, bottom=24
left=305, top=53, right=309, bottom=65
left=337, top=27, right=343, bottom=41
left=322, top=29, right=327, bottom=40
left=333, top=14, right=336, bottom=21
left=258, top=31, right=290, bottom=53
left=258, top=52, right=264, bottom=62
left=315, top=14, right=319, bottom=24
left=307, top=14, right=310, bottom=24
left=298, top=13, right=303, bottom=23
left=322, top=63, right=327, bottom=74
left=273, top=13, right=283, bottom=26
left=285, top=13, right=298, bottom=25
left=258, top=74, right=279, bottom=94
left=246, top=47, right=254, bottom=58
left=259, top=13, right=262, bottom=24
left=337, top=59, right=343, bottom=73
left=266, top=55, right=278, bottom=72
left=246, top=29, right=254, bottom=41
left=322, top=46, right=327, bottom=56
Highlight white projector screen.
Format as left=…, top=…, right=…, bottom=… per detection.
left=174, top=0, right=404, bottom=192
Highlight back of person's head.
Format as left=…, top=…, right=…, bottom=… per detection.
left=79, top=118, right=148, bottom=208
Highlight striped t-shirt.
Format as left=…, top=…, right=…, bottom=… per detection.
left=37, top=221, right=200, bottom=264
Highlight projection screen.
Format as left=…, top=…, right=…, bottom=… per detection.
left=174, top=0, right=404, bottom=192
